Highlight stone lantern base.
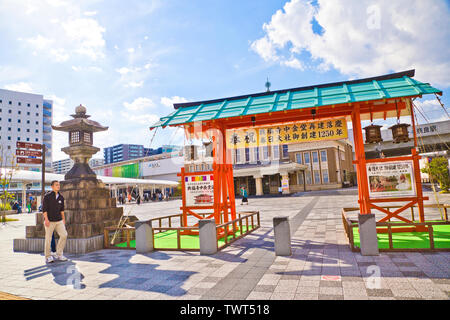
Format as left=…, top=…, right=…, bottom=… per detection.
left=13, top=178, right=137, bottom=254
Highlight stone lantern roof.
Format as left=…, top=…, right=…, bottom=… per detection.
left=52, top=104, right=108, bottom=133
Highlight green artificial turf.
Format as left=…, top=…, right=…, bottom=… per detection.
left=115, top=225, right=255, bottom=249
left=352, top=222, right=450, bottom=249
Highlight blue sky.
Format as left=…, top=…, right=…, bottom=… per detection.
left=0, top=0, right=449, bottom=161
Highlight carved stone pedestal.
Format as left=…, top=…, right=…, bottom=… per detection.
left=14, top=178, right=133, bottom=254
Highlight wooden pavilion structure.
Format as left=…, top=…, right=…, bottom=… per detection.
left=150, top=70, right=442, bottom=248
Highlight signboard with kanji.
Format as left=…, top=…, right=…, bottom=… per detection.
left=367, top=161, right=416, bottom=199
left=184, top=174, right=214, bottom=207
left=16, top=149, right=42, bottom=157
left=16, top=141, right=42, bottom=150
left=17, top=157, right=42, bottom=164
left=226, top=117, right=348, bottom=149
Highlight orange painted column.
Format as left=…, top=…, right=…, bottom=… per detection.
left=351, top=104, right=371, bottom=214
left=409, top=99, right=425, bottom=222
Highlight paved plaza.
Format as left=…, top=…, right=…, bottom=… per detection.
left=0, top=190, right=449, bottom=300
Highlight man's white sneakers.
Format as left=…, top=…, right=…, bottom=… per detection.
left=46, top=256, right=55, bottom=263
left=55, top=255, right=68, bottom=261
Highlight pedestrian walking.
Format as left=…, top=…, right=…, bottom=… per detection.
left=136, top=194, right=141, bottom=205
left=240, top=186, right=248, bottom=205
left=42, top=180, right=68, bottom=263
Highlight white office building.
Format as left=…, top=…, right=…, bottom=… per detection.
left=52, top=157, right=105, bottom=174
left=0, top=88, right=53, bottom=171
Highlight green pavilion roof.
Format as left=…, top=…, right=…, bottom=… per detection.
left=150, top=70, right=442, bottom=129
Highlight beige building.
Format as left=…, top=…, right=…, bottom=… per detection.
left=185, top=139, right=354, bottom=196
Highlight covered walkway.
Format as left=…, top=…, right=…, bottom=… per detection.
left=1, top=169, right=178, bottom=210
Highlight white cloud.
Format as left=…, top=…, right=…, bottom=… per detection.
left=251, top=0, right=450, bottom=86
left=123, top=97, right=155, bottom=111
left=3, top=82, right=34, bottom=93
left=116, top=67, right=141, bottom=75
left=160, top=96, right=189, bottom=108
left=16, top=2, right=107, bottom=62
left=125, top=81, right=144, bottom=88
left=62, top=18, right=106, bottom=60
left=127, top=48, right=135, bottom=53
left=83, top=11, right=97, bottom=16
left=119, top=112, right=160, bottom=125
left=25, top=35, right=54, bottom=50
left=281, top=57, right=304, bottom=70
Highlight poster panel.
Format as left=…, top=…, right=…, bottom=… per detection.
left=367, top=161, right=416, bottom=199
left=185, top=174, right=214, bottom=207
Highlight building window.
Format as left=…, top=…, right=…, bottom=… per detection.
left=18, top=119, right=21, bottom=123
left=297, top=172, right=304, bottom=185
left=8, top=101, right=12, bottom=105
left=26, top=129, right=30, bottom=132
left=312, top=151, right=319, bottom=163
left=320, top=150, right=327, bottom=162
left=272, top=145, right=279, bottom=160
left=35, top=129, right=39, bottom=133
left=36, top=113, right=39, bottom=116
left=18, top=102, right=21, bottom=106
left=282, top=145, right=289, bottom=158
left=8, top=110, right=11, bottom=113
left=234, top=148, right=241, bottom=164
left=314, top=170, right=321, bottom=184
left=36, top=104, right=39, bottom=108
left=8, top=127, right=11, bottom=131
left=305, top=171, right=312, bottom=184
left=8, top=118, right=11, bottom=122
left=18, top=111, right=21, bottom=114
left=304, top=152, right=310, bottom=165
left=26, top=138, right=30, bottom=141
left=17, top=137, right=20, bottom=141
left=261, top=146, right=269, bottom=161
left=8, top=136, right=11, bottom=140
left=322, top=169, right=329, bottom=183
left=27, top=120, right=30, bottom=124
left=245, top=147, right=250, bottom=163
left=17, top=128, right=20, bottom=132
left=27, top=103, right=30, bottom=107
left=295, top=153, right=303, bottom=164
left=35, top=138, right=38, bottom=142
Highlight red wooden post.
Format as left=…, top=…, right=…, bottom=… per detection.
left=351, top=104, right=371, bottom=214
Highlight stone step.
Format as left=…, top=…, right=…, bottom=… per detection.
left=14, top=235, right=104, bottom=254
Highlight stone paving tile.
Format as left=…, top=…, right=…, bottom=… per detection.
left=293, top=293, right=319, bottom=300
left=246, top=291, right=272, bottom=300
left=318, top=294, right=344, bottom=300
left=366, top=288, right=394, bottom=297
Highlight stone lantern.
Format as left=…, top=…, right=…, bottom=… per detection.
left=363, top=124, right=383, bottom=144
left=14, top=105, right=137, bottom=254
left=389, top=123, right=410, bottom=144
left=52, top=104, right=108, bottom=180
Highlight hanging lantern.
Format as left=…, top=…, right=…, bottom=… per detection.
left=389, top=123, right=410, bottom=144
left=363, top=124, right=383, bottom=144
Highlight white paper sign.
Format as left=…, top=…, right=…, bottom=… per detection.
left=185, top=174, right=214, bottom=207
left=367, top=160, right=416, bottom=199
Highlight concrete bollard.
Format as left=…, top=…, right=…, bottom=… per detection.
left=273, top=216, right=292, bottom=256
left=358, top=213, right=379, bottom=256
left=199, top=219, right=218, bottom=255
left=135, top=220, right=153, bottom=254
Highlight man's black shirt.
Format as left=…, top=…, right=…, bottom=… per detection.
left=42, top=191, right=65, bottom=222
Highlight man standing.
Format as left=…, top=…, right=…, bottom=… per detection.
left=43, top=181, right=68, bottom=263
